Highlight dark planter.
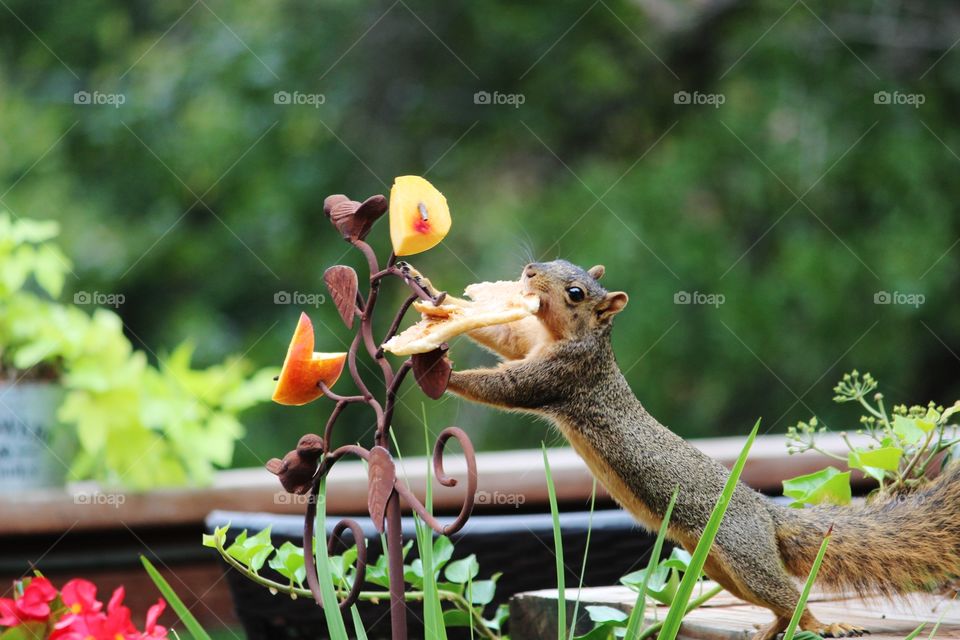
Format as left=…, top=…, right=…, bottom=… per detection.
left=206, top=509, right=657, bottom=639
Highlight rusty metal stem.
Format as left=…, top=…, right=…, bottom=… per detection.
left=290, top=224, right=478, bottom=639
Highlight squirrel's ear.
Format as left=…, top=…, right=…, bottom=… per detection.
left=597, top=291, right=628, bottom=322
left=588, top=265, right=605, bottom=280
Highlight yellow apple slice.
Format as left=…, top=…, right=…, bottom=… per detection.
left=381, top=280, right=539, bottom=356
left=389, top=175, right=451, bottom=256
left=273, top=312, right=347, bottom=406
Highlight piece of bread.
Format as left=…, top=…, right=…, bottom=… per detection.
left=381, top=280, right=539, bottom=355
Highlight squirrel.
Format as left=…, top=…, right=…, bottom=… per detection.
left=420, top=259, right=960, bottom=640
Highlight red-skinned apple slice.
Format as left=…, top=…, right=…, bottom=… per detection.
left=273, top=312, right=347, bottom=406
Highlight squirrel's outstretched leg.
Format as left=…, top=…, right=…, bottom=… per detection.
left=447, top=361, right=559, bottom=410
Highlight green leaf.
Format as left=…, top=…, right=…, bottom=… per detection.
left=659, top=418, right=760, bottom=640
left=623, top=487, right=678, bottom=640
left=893, top=415, right=928, bottom=444
left=350, top=606, right=369, bottom=640
left=443, top=609, right=473, bottom=628
left=202, top=524, right=230, bottom=549
left=433, top=535, right=455, bottom=571
left=226, top=527, right=273, bottom=572
left=848, top=447, right=902, bottom=482
left=0, top=622, right=48, bottom=640
left=269, top=541, right=306, bottom=586
left=469, top=578, right=498, bottom=606
left=543, top=444, right=566, bottom=640
left=484, top=603, right=510, bottom=632
left=782, top=466, right=852, bottom=507
left=141, top=555, right=213, bottom=640
left=314, top=480, right=350, bottom=639
left=782, top=531, right=832, bottom=640
left=585, top=605, right=628, bottom=624
left=445, top=554, right=480, bottom=584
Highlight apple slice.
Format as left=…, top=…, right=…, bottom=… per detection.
left=273, top=312, right=347, bottom=406
left=381, top=280, right=540, bottom=356
left=389, top=175, right=452, bottom=256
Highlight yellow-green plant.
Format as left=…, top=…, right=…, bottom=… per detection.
left=0, top=213, right=276, bottom=488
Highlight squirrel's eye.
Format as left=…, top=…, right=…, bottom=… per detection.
left=566, top=286, right=585, bottom=302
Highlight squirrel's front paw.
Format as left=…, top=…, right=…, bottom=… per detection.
left=396, top=261, right=437, bottom=295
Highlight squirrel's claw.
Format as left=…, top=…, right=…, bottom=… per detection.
left=811, top=622, right=868, bottom=637
left=395, top=260, right=438, bottom=296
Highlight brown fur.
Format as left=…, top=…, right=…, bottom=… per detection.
left=444, top=259, right=959, bottom=640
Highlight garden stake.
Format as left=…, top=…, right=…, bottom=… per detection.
left=266, top=193, right=478, bottom=640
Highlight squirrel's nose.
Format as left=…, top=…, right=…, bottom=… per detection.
left=524, top=264, right=537, bottom=278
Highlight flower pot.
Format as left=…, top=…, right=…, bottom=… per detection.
left=0, top=380, right=70, bottom=489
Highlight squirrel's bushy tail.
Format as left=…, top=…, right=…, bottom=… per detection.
left=775, top=464, right=960, bottom=597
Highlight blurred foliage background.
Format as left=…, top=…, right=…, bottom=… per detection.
left=1, top=0, right=958, bottom=469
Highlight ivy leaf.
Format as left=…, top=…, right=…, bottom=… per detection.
left=432, top=536, right=454, bottom=572
left=226, top=527, right=273, bottom=572
left=893, top=415, right=929, bottom=444
left=269, top=541, right=306, bottom=586
left=444, top=555, right=479, bottom=584
left=585, top=605, right=628, bottom=625
left=442, top=610, right=472, bottom=628
left=661, top=547, right=692, bottom=572
left=782, top=466, right=852, bottom=507
left=483, top=604, right=510, bottom=632
left=202, top=524, right=231, bottom=549
left=468, top=573, right=500, bottom=606
left=848, top=446, right=903, bottom=482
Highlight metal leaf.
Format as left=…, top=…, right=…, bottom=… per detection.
left=411, top=345, right=452, bottom=400
left=367, top=446, right=396, bottom=533
left=323, top=265, right=359, bottom=328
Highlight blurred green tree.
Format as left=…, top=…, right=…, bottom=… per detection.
left=1, top=0, right=957, bottom=466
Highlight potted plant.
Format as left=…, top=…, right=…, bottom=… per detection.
left=0, top=212, right=277, bottom=490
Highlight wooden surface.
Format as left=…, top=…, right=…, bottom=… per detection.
left=0, top=433, right=862, bottom=534
left=510, top=584, right=960, bottom=639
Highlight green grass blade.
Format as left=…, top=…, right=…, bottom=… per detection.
left=315, top=478, right=350, bottom=640
left=543, top=443, right=566, bottom=640
left=140, top=555, right=213, bottom=640
left=417, top=404, right=447, bottom=640
left=624, top=486, right=679, bottom=639
left=350, top=605, right=369, bottom=640
left=567, top=478, right=597, bottom=640
left=658, top=418, right=761, bottom=640
left=782, top=528, right=831, bottom=640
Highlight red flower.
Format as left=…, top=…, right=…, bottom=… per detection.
left=2, top=577, right=169, bottom=640
left=61, top=578, right=103, bottom=616
left=0, top=577, right=58, bottom=625
left=141, top=599, right=168, bottom=639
